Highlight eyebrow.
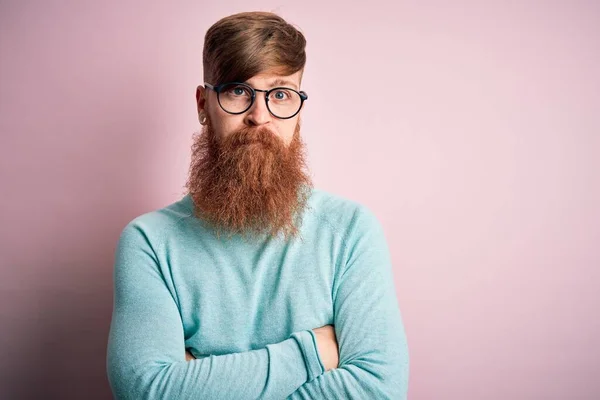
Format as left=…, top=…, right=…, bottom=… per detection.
left=268, top=78, right=299, bottom=90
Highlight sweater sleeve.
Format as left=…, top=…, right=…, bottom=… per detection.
left=287, top=206, right=410, bottom=399
left=106, top=222, right=323, bottom=400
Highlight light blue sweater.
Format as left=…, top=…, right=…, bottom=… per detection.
left=106, top=189, right=409, bottom=399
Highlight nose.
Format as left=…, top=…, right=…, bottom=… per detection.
left=243, top=92, right=272, bottom=127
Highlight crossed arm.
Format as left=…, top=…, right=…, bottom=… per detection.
left=107, top=208, right=409, bottom=399
left=184, top=324, right=339, bottom=369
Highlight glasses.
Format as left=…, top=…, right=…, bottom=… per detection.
left=204, top=82, right=308, bottom=119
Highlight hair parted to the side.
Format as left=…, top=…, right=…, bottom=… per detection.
left=203, top=11, right=307, bottom=85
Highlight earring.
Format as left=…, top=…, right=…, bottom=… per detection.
left=199, top=112, right=207, bottom=125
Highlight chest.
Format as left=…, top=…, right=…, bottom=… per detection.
left=170, top=236, right=339, bottom=357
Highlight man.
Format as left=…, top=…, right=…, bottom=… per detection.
left=107, top=11, right=409, bottom=399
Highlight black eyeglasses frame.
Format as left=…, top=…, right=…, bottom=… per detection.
left=204, top=82, right=308, bottom=120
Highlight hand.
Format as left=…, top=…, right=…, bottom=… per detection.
left=185, top=349, right=195, bottom=361
left=312, top=325, right=339, bottom=371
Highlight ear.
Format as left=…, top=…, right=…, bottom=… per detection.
left=196, top=85, right=206, bottom=113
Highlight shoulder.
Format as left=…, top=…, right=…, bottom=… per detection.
left=306, top=188, right=383, bottom=239
left=118, top=195, right=194, bottom=244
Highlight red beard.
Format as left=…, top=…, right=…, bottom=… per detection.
left=185, top=117, right=313, bottom=239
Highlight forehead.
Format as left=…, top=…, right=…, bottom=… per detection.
left=244, top=70, right=303, bottom=90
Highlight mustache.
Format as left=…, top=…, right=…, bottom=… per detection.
left=224, top=126, right=284, bottom=149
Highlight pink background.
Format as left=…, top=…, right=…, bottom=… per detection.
left=1, top=1, right=599, bottom=399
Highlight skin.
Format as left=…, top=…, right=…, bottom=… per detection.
left=195, top=70, right=304, bottom=146
left=188, top=70, right=340, bottom=370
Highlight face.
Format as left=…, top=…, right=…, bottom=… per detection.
left=187, top=69, right=312, bottom=239
left=195, top=69, right=304, bottom=147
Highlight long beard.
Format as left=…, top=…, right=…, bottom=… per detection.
left=185, top=118, right=312, bottom=239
